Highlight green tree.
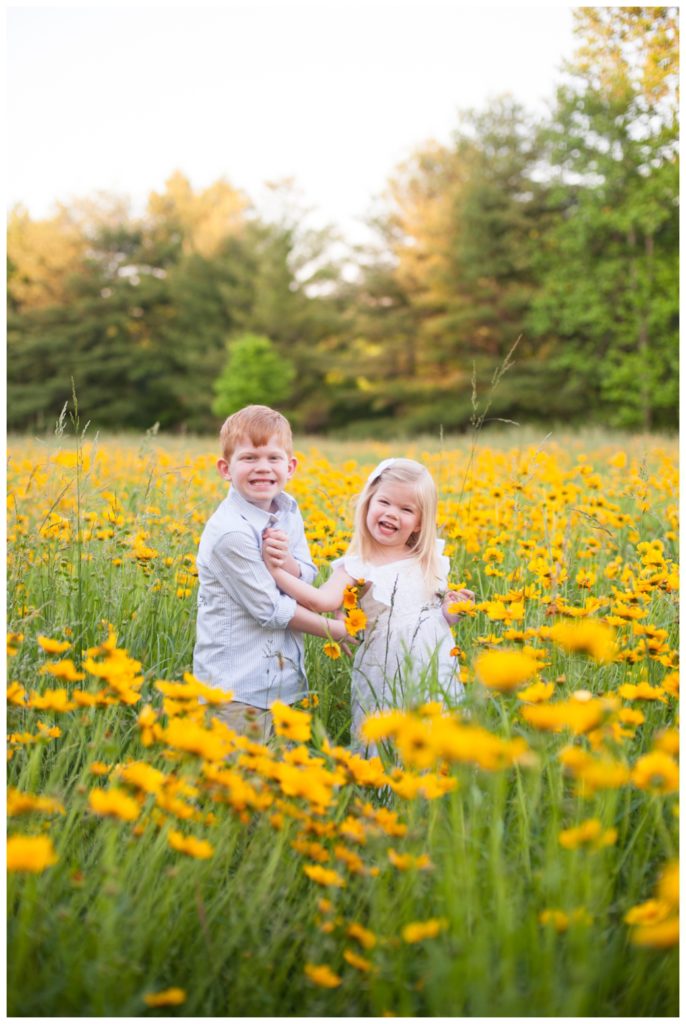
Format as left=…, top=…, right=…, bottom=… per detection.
left=529, top=7, right=679, bottom=430
left=211, top=333, right=295, bottom=418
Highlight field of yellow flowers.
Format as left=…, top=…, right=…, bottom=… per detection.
left=7, top=427, right=678, bottom=1016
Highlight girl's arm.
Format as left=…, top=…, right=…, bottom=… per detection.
left=272, top=564, right=353, bottom=613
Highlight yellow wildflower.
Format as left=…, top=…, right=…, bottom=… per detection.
left=474, top=649, right=539, bottom=691
left=38, top=659, right=85, bottom=682
left=345, top=607, right=367, bottom=635
left=631, top=751, right=679, bottom=794
left=402, top=918, right=448, bottom=943
left=143, top=988, right=187, bottom=1007
left=7, top=834, right=58, bottom=872
left=517, top=681, right=555, bottom=703
left=548, top=619, right=616, bottom=662
left=37, top=635, right=71, bottom=654
left=343, top=948, right=375, bottom=973
left=7, top=788, right=65, bottom=817
left=271, top=701, right=312, bottom=743
left=88, top=787, right=140, bottom=822
left=303, top=863, right=346, bottom=887
left=558, top=818, right=617, bottom=850
left=167, top=830, right=214, bottom=859
left=304, top=963, right=342, bottom=988
left=347, top=922, right=377, bottom=949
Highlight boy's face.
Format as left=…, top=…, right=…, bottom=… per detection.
left=218, top=433, right=296, bottom=511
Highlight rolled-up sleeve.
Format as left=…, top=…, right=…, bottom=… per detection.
left=210, top=531, right=297, bottom=629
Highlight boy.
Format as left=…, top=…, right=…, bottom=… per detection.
left=193, top=404, right=347, bottom=739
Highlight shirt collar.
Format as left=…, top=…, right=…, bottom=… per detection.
left=227, top=486, right=296, bottom=529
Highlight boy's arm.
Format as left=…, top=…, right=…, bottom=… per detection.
left=209, top=531, right=347, bottom=641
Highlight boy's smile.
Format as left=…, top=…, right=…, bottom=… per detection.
left=218, top=434, right=296, bottom=510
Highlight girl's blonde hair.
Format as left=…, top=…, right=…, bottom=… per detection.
left=349, top=458, right=444, bottom=593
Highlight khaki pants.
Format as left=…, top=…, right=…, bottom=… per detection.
left=210, top=701, right=274, bottom=742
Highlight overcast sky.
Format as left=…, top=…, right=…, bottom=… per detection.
left=7, top=2, right=576, bottom=239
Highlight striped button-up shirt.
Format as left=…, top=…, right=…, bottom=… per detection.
left=193, top=487, right=317, bottom=708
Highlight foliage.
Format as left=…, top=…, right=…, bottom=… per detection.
left=211, top=333, right=296, bottom=417
left=6, top=10, right=679, bottom=434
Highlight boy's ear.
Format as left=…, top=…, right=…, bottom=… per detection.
left=217, top=458, right=231, bottom=481
left=287, top=456, right=298, bottom=479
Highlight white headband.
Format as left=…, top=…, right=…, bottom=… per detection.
left=367, top=458, right=397, bottom=484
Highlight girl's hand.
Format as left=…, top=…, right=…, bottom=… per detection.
left=262, top=528, right=295, bottom=574
left=442, top=589, right=476, bottom=624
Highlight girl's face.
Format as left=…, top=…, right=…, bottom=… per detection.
left=366, top=479, right=422, bottom=554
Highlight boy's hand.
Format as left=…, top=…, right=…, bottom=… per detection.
left=442, top=589, right=476, bottom=625
left=263, top=528, right=300, bottom=576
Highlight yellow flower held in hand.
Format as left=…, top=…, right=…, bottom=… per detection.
left=7, top=834, right=58, bottom=872
left=323, top=641, right=342, bottom=660
left=345, top=607, right=367, bottom=636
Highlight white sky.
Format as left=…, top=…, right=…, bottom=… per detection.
left=7, top=2, right=577, bottom=240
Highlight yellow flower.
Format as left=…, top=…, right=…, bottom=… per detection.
left=618, top=682, right=668, bottom=704
left=88, top=787, right=140, bottom=821
left=345, top=607, right=367, bottom=635
left=7, top=632, right=24, bottom=656
left=631, top=751, right=679, bottom=794
left=303, top=863, right=346, bottom=887
left=167, top=830, right=214, bottom=859
left=343, top=584, right=361, bottom=609
left=347, top=922, right=377, bottom=949
left=38, top=659, right=85, bottom=682
left=27, top=688, right=77, bottom=712
left=271, top=701, right=312, bottom=743
left=517, top=681, right=555, bottom=703
left=343, top=948, right=375, bottom=973
left=474, top=649, right=539, bottom=691
left=304, top=963, right=342, bottom=988
left=143, top=988, right=187, bottom=1007
left=117, top=762, right=166, bottom=795
left=7, top=788, right=65, bottom=817
left=401, top=917, right=448, bottom=943
left=323, top=641, right=342, bottom=660
left=558, top=818, right=617, bottom=850
left=37, top=635, right=71, bottom=654
left=548, top=619, right=616, bottom=662
left=7, top=834, right=58, bottom=872
left=387, top=848, right=433, bottom=871
left=631, top=917, right=679, bottom=948
left=624, top=899, right=671, bottom=926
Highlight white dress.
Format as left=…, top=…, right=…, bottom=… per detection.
left=333, top=541, right=464, bottom=743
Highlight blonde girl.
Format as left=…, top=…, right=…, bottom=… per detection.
left=263, top=458, right=473, bottom=746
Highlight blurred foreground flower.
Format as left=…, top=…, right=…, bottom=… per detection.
left=7, top=834, right=58, bottom=873
left=474, top=649, right=539, bottom=691
left=548, top=620, right=616, bottom=662
left=271, top=701, right=312, bottom=743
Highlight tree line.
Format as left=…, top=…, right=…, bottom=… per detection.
left=8, top=8, right=678, bottom=436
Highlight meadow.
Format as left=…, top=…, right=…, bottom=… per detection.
left=6, top=424, right=679, bottom=1016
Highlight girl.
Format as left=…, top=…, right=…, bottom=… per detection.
left=263, top=458, right=473, bottom=746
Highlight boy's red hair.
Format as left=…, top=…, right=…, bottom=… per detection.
left=220, top=405, right=293, bottom=461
